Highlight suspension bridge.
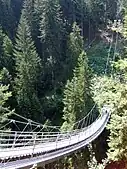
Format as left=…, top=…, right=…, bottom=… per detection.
left=0, top=106, right=110, bottom=169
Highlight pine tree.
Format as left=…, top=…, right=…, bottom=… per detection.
left=38, top=0, right=65, bottom=126
left=61, top=51, right=92, bottom=131
left=23, top=0, right=35, bottom=34
left=69, top=22, right=84, bottom=53
left=39, top=0, right=64, bottom=88
left=39, top=0, right=63, bottom=54
left=0, top=69, right=13, bottom=127
left=23, top=0, right=41, bottom=41
left=0, top=27, right=14, bottom=115
left=65, top=22, right=84, bottom=79
left=22, top=0, right=44, bottom=56
left=0, top=27, right=13, bottom=74
left=14, top=11, right=43, bottom=122
left=3, top=34, right=13, bottom=74
left=0, top=28, right=4, bottom=70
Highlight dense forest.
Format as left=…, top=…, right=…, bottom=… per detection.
left=0, top=0, right=127, bottom=168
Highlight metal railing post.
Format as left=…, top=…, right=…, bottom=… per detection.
left=41, top=132, right=43, bottom=143
left=78, top=131, right=80, bottom=142
left=69, top=133, right=71, bottom=145
left=55, top=133, right=60, bottom=149
left=12, top=131, right=17, bottom=148
left=32, top=134, right=36, bottom=156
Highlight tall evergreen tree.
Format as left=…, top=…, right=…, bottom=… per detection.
left=14, top=11, right=43, bottom=122
left=38, top=0, right=66, bottom=126
left=0, top=69, right=13, bottom=127
left=0, top=27, right=13, bottom=74
left=23, top=0, right=44, bottom=56
left=61, top=50, right=92, bottom=169
left=0, top=28, right=4, bottom=70
left=65, top=22, right=84, bottom=79
left=23, top=0, right=40, bottom=41
left=3, top=34, right=13, bottom=74
left=39, top=0, right=64, bottom=88
left=61, top=51, right=92, bottom=131
left=23, top=0, right=35, bottom=33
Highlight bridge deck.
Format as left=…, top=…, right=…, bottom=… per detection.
left=0, top=112, right=110, bottom=169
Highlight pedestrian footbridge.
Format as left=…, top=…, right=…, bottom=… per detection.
left=0, top=106, right=110, bottom=169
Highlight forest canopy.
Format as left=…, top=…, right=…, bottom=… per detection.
left=0, top=0, right=127, bottom=168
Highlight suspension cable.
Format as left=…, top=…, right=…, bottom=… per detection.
left=111, top=30, right=119, bottom=75
left=105, top=33, right=114, bottom=74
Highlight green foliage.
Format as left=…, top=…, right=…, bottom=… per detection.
left=61, top=0, right=118, bottom=35
left=88, top=156, right=106, bottom=169
left=68, top=22, right=84, bottom=57
left=0, top=0, right=126, bottom=167
left=86, top=0, right=118, bottom=25
left=113, top=58, right=127, bottom=82
left=65, top=22, right=84, bottom=78
left=23, top=0, right=35, bottom=34
left=0, top=28, right=4, bottom=70
left=39, top=0, right=64, bottom=60
left=87, top=41, right=113, bottom=75
left=0, top=0, right=16, bottom=38
left=0, top=67, right=12, bottom=86
left=122, top=9, right=127, bottom=39
left=92, top=56, right=127, bottom=162
left=39, top=0, right=64, bottom=86
left=0, top=69, right=13, bottom=126
left=0, top=28, right=13, bottom=73
left=92, top=72, right=127, bottom=162
left=38, top=0, right=66, bottom=125
left=106, top=10, right=127, bottom=161
left=39, top=0, right=65, bottom=91
left=23, top=0, right=42, bottom=46
left=3, top=35, right=13, bottom=73
left=92, top=74, right=127, bottom=161
left=14, top=11, right=43, bottom=122
left=107, top=84, right=127, bottom=161
left=61, top=51, right=92, bottom=131
left=92, top=76, right=120, bottom=109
